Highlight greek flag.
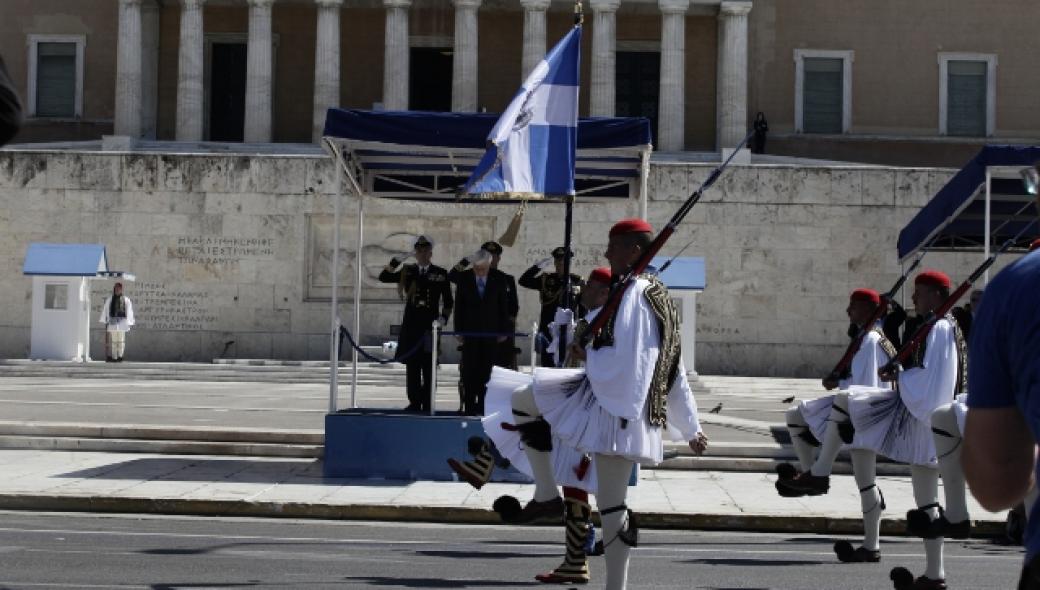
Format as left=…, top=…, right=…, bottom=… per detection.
left=463, top=26, right=581, bottom=197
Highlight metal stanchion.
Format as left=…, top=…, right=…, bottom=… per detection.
left=429, top=320, right=439, bottom=417
left=529, top=321, right=538, bottom=374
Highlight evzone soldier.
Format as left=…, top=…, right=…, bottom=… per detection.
left=778, top=270, right=967, bottom=590
left=519, top=246, right=584, bottom=367
left=99, top=282, right=135, bottom=362
left=378, top=235, right=454, bottom=413
left=447, top=266, right=614, bottom=585
left=457, top=218, right=707, bottom=590
left=777, top=288, right=897, bottom=563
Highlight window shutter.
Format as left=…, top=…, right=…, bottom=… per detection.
left=947, top=60, right=986, bottom=137
left=803, top=57, right=843, bottom=134
left=36, top=42, right=77, bottom=118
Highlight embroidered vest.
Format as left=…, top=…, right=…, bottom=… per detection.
left=592, top=275, right=681, bottom=427
left=905, top=314, right=968, bottom=395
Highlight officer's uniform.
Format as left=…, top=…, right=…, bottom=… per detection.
left=519, top=246, right=584, bottom=367
left=378, top=236, right=453, bottom=412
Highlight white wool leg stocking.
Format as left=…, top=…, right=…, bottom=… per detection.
left=931, top=404, right=969, bottom=523
left=850, top=449, right=881, bottom=551
left=785, top=406, right=816, bottom=471
left=811, top=393, right=850, bottom=477
left=912, top=465, right=945, bottom=580
left=511, top=385, right=559, bottom=502
left=596, top=453, right=635, bottom=590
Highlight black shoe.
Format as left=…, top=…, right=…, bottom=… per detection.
left=493, top=495, right=564, bottom=524
left=776, top=471, right=830, bottom=497
left=834, top=540, right=881, bottom=563
left=105, top=357, right=114, bottom=363
left=403, top=403, right=421, bottom=412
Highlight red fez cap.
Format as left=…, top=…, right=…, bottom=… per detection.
left=915, top=269, right=951, bottom=290
left=609, top=218, right=653, bottom=237
left=850, top=288, right=880, bottom=305
left=1030, top=238, right=1040, bottom=252
left=588, top=267, right=613, bottom=285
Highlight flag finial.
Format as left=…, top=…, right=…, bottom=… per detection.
left=574, top=0, right=583, bottom=25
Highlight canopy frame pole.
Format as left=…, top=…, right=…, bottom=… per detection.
left=352, top=180, right=364, bottom=409
left=326, top=139, right=344, bottom=414
left=639, top=145, right=651, bottom=220
left=984, top=168, right=992, bottom=284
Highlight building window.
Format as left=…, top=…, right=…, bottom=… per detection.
left=939, top=53, right=997, bottom=137
left=615, top=51, right=661, bottom=145
left=44, top=284, right=68, bottom=310
left=27, top=35, right=86, bottom=119
left=794, top=49, right=853, bottom=134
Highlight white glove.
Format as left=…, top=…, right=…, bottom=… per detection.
left=536, top=257, right=554, bottom=271
left=553, top=308, right=574, bottom=327
left=389, top=251, right=413, bottom=267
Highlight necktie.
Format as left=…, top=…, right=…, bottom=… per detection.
left=477, top=278, right=485, bottom=298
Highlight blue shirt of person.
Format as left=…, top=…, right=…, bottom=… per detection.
left=967, top=249, right=1040, bottom=559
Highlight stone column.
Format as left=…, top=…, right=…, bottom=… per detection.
left=141, top=0, right=160, bottom=139
left=590, top=0, right=620, bottom=117
left=382, top=0, right=411, bottom=110
left=519, top=0, right=549, bottom=79
left=244, top=0, right=275, bottom=143
left=176, top=0, right=206, bottom=141
left=657, top=0, right=688, bottom=151
left=717, top=0, right=752, bottom=161
left=313, top=0, right=344, bottom=142
left=452, top=0, right=481, bottom=112
left=114, top=0, right=144, bottom=138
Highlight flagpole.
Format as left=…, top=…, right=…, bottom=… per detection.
left=556, top=0, right=584, bottom=367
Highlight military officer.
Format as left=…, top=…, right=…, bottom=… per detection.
left=379, top=235, right=454, bottom=412
left=518, top=246, right=584, bottom=367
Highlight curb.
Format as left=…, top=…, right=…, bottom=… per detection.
left=0, top=493, right=1005, bottom=537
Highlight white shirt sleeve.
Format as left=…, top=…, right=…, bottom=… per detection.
left=99, top=297, right=111, bottom=324
left=898, top=318, right=958, bottom=423
left=584, top=279, right=659, bottom=421
left=125, top=298, right=135, bottom=327
left=665, top=356, right=702, bottom=441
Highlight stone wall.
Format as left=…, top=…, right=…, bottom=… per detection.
left=0, top=150, right=1004, bottom=376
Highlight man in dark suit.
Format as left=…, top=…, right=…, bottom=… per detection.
left=378, top=235, right=453, bottom=412
left=453, top=250, right=513, bottom=416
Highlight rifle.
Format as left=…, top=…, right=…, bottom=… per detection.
left=879, top=216, right=1040, bottom=377
left=577, top=129, right=756, bottom=346
left=831, top=197, right=1040, bottom=383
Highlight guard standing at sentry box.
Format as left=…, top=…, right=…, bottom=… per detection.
left=99, top=282, right=135, bottom=363
left=378, top=235, right=454, bottom=413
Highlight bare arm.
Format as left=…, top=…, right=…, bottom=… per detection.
left=963, top=406, right=1035, bottom=511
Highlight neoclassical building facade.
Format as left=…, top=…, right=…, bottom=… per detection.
left=3, top=0, right=1039, bottom=165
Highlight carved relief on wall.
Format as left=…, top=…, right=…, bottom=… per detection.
left=305, top=214, right=497, bottom=301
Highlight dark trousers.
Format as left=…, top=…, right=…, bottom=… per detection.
left=405, top=351, right=432, bottom=411
left=460, top=343, right=496, bottom=416
left=1020, top=553, right=1040, bottom=590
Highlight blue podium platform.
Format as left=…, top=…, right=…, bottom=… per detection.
left=324, top=409, right=534, bottom=482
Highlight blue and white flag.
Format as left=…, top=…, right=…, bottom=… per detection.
left=463, top=26, right=581, bottom=198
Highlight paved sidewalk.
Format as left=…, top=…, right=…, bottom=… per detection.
left=0, top=449, right=1006, bottom=536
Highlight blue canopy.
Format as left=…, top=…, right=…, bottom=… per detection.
left=23, top=243, right=108, bottom=276
left=897, top=145, right=1040, bottom=262
left=321, top=109, right=652, bottom=200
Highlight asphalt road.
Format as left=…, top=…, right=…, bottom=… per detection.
left=0, top=511, right=1024, bottom=589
